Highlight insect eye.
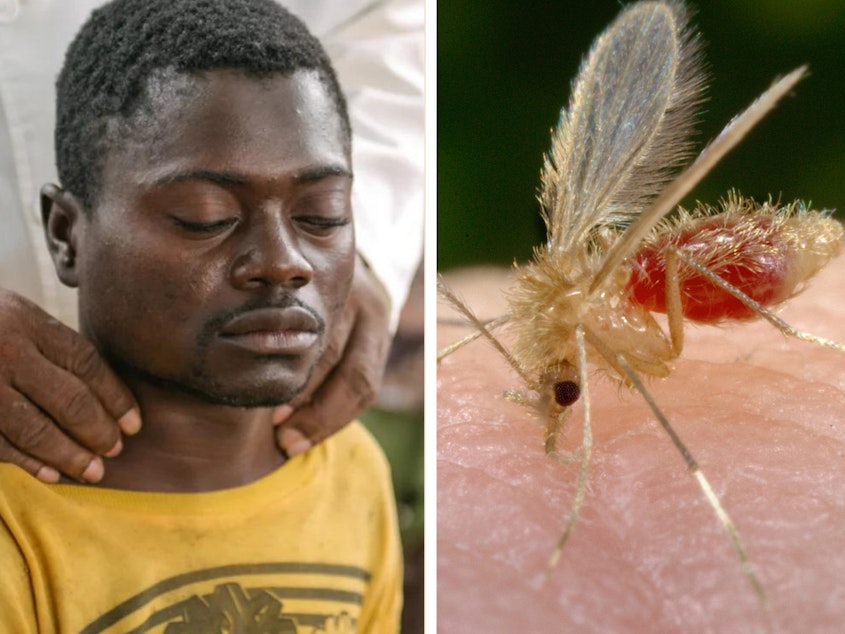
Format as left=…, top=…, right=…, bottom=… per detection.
left=554, top=380, right=580, bottom=406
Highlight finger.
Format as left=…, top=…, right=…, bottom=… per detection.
left=284, top=302, right=354, bottom=412
left=11, top=354, right=123, bottom=456
left=283, top=316, right=384, bottom=445
left=271, top=404, right=294, bottom=425
left=36, top=317, right=141, bottom=434
left=271, top=405, right=317, bottom=456
left=0, top=429, right=51, bottom=480
left=274, top=426, right=313, bottom=458
left=0, top=437, right=62, bottom=483
left=276, top=254, right=391, bottom=451
left=0, top=385, right=104, bottom=482
left=281, top=369, right=361, bottom=447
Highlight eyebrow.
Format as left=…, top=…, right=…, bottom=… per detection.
left=152, top=169, right=248, bottom=188
left=292, top=164, right=354, bottom=183
left=151, top=165, right=353, bottom=189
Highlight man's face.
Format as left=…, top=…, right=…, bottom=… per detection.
left=72, top=69, right=354, bottom=406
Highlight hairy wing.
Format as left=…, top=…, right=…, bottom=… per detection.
left=543, top=1, right=704, bottom=253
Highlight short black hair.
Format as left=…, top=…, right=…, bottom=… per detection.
left=56, top=0, right=351, bottom=210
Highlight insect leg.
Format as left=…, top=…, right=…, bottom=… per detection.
left=588, top=325, right=767, bottom=605
left=664, top=246, right=685, bottom=356
left=670, top=246, right=845, bottom=353
left=436, top=314, right=511, bottom=362
left=437, top=278, right=529, bottom=382
left=548, top=324, right=593, bottom=569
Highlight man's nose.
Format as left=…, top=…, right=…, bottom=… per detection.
left=229, top=216, right=313, bottom=289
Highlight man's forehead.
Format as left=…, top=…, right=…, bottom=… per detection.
left=103, top=69, right=351, bottom=193
left=136, top=68, right=343, bottom=137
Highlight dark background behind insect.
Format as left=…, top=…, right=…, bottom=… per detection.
left=438, top=1, right=845, bottom=270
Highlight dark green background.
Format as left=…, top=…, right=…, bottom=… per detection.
left=438, top=1, right=845, bottom=270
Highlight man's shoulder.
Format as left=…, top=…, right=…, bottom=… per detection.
left=320, top=420, right=393, bottom=487
left=0, top=463, right=88, bottom=530
left=0, top=463, right=49, bottom=504
left=326, top=421, right=390, bottom=467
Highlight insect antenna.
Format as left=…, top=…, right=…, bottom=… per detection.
left=437, top=278, right=526, bottom=382
left=436, top=314, right=512, bottom=362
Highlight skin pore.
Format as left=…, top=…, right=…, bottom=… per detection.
left=438, top=260, right=845, bottom=632
left=42, top=69, right=354, bottom=493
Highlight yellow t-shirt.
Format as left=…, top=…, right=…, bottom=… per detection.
left=0, top=421, right=401, bottom=633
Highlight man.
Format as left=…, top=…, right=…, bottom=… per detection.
left=0, top=0, right=423, bottom=483
left=0, top=0, right=401, bottom=630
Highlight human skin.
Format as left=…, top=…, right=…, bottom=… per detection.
left=0, top=249, right=388, bottom=482
left=42, top=69, right=354, bottom=492
left=438, top=257, right=845, bottom=633
left=0, top=289, right=139, bottom=481
left=275, top=253, right=391, bottom=453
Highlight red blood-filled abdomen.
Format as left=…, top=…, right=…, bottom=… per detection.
left=626, top=215, right=790, bottom=322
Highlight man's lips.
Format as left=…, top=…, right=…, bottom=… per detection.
left=217, top=307, right=321, bottom=355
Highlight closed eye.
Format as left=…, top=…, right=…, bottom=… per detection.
left=295, top=216, right=352, bottom=235
left=171, top=217, right=239, bottom=234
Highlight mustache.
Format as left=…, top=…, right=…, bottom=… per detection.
left=197, top=294, right=326, bottom=348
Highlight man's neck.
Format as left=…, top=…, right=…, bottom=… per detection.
left=97, top=380, right=285, bottom=493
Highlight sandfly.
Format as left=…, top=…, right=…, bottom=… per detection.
left=438, top=0, right=844, bottom=606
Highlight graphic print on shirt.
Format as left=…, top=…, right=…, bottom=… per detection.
left=79, top=562, right=369, bottom=634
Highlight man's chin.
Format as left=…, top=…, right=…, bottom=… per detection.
left=126, top=364, right=313, bottom=409
left=180, top=371, right=312, bottom=408
left=190, top=388, right=303, bottom=409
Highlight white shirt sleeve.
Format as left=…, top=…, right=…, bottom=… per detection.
left=0, top=0, right=423, bottom=329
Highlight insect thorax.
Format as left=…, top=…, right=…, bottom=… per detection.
left=507, top=249, right=674, bottom=390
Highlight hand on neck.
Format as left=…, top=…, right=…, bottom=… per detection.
left=96, top=378, right=285, bottom=493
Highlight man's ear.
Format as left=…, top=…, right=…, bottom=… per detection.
left=41, top=184, right=86, bottom=288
